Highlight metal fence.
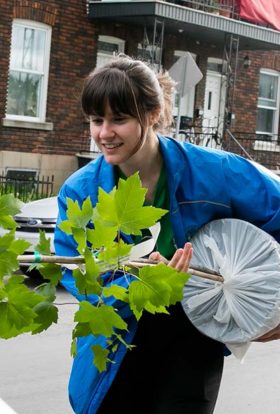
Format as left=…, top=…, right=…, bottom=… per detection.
left=174, top=128, right=280, bottom=170
left=222, top=131, right=280, bottom=170
left=0, top=174, right=54, bottom=202
left=168, top=0, right=237, bottom=17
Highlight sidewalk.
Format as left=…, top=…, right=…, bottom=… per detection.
left=215, top=341, right=280, bottom=413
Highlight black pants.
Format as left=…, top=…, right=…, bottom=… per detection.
left=98, top=303, right=224, bottom=414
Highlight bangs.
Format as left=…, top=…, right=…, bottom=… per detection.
left=81, top=68, right=139, bottom=118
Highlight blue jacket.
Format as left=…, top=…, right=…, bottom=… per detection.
left=54, top=136, right=280, bottom=413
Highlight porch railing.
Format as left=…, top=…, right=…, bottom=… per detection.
left=222, top=131, right=280, bottom=170
left=174, top=128, right=280, bottom=170
left=167, top=0, right=237, bottom=18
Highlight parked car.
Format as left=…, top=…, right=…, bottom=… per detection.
left=14, top=196, right=57, bottom=251
left=0, top=196, right=58, bottom=276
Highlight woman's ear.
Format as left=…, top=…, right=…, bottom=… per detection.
left=149, top=108, right=161, bottom=126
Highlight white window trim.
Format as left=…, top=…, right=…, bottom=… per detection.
left=253, top=140, right=280, bottom=152
left=98, top=35, right=125, bottom=49
left=5, top=167, right=39, bottom=179
left=256, top=68, right=280, bottom=143
left=97, top=35, right=124, bottom=62
left=6, top=19, right=52, bottom=124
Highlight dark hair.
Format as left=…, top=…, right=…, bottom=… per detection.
left=81, top=55, right=175, bottom=134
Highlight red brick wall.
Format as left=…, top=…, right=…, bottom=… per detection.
left=2, top=2, right=280, bottom=167
left=232, top=50, right=280, bottom=134
left=0, top=0, right=96, bottom=156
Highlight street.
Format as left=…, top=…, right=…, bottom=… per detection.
left=0, top=281, right=76, bottom=414
left=0, top=280, right=280, bottom=414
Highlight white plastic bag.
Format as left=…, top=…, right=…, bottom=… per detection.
left=181, top=219, right=280, bottom=358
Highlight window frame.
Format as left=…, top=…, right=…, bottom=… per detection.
left=96, top=35, right=125, bottom=69
left=6, top=19, right=52, bottom=123
left=256, top=69, right=280, bottom=140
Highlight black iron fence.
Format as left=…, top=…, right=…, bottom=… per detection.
left=222, top=131, right=280, bottom=170
left=173, top=127, right=280, bottom=170
left=174, top=128, right=280, bottom=170
left=0, top=174, right=54, bottom=202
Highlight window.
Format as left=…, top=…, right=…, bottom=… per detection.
left=6, top=19, right=51, bottom=122
left=256, top=70, right=280, bottom=139
left=96, top=35, right=125, bottom=69
left=5, top=168, right=38, bottom=181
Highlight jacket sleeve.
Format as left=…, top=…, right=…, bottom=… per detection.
left=222, top=153, right=280, bottom=242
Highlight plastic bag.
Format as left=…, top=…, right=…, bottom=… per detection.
left=181, top=219, right=280, bottom=358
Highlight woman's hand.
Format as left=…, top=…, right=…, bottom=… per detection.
left=254, top=324, right=280, bottom=342
left=149, top=242, right=193, bottom=273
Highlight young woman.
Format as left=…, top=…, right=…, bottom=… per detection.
left=54, top=55, right=280, bottom=414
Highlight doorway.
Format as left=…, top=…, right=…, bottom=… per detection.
left=202, top=60, right=226, bottom=148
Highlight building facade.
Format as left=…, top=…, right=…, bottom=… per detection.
left=1, top=0, right=280, bottom=193
left=0, top=0, right=96, bottom=192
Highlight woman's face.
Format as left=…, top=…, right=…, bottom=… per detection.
left=89, top=104, right=143, bottom=165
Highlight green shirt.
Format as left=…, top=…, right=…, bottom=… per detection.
left=114, top=166, right=175, bottom=260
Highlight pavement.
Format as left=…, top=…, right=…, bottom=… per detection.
left=215, top=341, right=280, bottom=413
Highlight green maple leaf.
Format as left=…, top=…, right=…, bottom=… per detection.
left=38, top=263, right=62, bottom=285
left=115, top=174, right=167, bottom=234
left=58, top=197, right=93, bottom=236
left=0, top=232, right=14, bottom=251
left=67, top=197, right=93, bottom=228
left=74, top=302, right=127, bottom=337
left=72, top=227, right=87, bottom=254
left=95, top=173, right=167, bottom=235
left=0, top=232, right=30, bottom=256
left=86, top=221, right=117, bottom=249
left=0, top=194, right=24, bottom=217
left=0, top=251, right=19, bottom=278
left=58, top=219, right=73, bottom=235
left=128, top=264, right=190, bottom=320
left=98, top=240, right=131, bottom=267
left=119, top=205, right=167, bottom=235
left=71, top=338, right=77, bottom=357
left=72, top=322, right=92, bottom=339
left=73, top=268, right=102, bottom=295
left=95, top=188, right=118, bottom=226
left=116, top=173, right=146, bottom=209
left=0, top=215, right=17, bottom=230
left=73, top=248, right=102, bottom=295
left=32, top=301, right=58, bottom=334
left=102, top=285, right=129, bottom=303
left=9, top=239, right=31, bottom=255
left=35, top=230, right=52, bottom=255
left=92, top=344, right=110, bottom=373
left=84, top=248, right=100, bottom=276
left=0, top=302, right=35, bottom=338
left=161, top=266, right=191, bottom=305
left=35, top=282, right=56, bottom=302
left=0, top=232, right=30, bottom=278
left=0, top=276, right=46, bottom=338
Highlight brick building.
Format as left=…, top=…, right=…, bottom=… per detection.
left=0, top=0, right=96, bottom=192
left=1, top=0, right=280, bottom=193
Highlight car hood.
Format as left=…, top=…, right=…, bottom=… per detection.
left=15, top=196, right=58, bottom=220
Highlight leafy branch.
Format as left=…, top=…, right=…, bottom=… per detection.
left=0, top=173, right=190, bottom=372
